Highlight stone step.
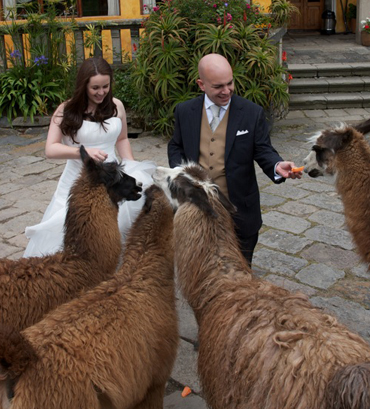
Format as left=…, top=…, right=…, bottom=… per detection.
left=288, top=63, right=370, bottom=78
left=289, top=76, right=370, bottom=94
left=289, top=92, right=370, bottom=110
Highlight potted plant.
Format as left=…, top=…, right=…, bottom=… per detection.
left=267, top=0, right=299, bottom=27
left=347, top=3, right=357, bottom=33
left=361, top=17, right=370, bottom=46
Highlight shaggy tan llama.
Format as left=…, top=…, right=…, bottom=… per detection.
left=153, top=163, right=370, bottom=409
left=303, top=119, right=370, bottom=267
left=0, top=145, right=142, bottom=332
left=0, top=184, right=178, bottom=409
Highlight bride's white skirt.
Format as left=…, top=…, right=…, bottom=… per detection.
left=23, top=160, right=156, bottom=258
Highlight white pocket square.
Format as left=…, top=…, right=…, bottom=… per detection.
left=236, top=129, right=249, bottom=136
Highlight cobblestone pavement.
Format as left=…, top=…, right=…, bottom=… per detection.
left=1, top=33, right=370, bottom=408
left=1, top=106, right=370, bottom=408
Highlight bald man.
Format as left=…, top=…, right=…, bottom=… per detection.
left=168, top=53, right=300, bottom=265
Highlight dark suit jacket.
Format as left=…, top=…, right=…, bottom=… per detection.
left=167, top=94, right=284, bottom=238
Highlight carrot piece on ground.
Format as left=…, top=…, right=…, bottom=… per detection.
left=181, top=386, right=192, bottom=397
left=291, top=166, right=304, bottom=172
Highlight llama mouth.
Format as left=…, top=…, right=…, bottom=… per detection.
left=308, top=169, right=324, bottom=178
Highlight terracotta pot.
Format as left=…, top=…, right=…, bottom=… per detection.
left=361, top=31, right=370, bottom=47
left=350, top=18, right=356, bottom=34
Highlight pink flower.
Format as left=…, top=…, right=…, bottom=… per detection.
left=153, top=6, right=159, bottom=11
left=213, top=4, right=217, bottom=8
left=226, top=13, right=232, bottom=21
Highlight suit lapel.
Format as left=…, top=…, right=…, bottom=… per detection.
left=186, top=95, right=204, bottom=162
left=225, top=96, right=243, bottom=163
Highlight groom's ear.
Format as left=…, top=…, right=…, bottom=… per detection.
left=197, top=79, right=205, bottom=92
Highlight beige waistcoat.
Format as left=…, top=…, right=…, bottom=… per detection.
left=198, top=105, right=230, bottom=197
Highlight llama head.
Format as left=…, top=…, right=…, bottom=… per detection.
left=303, top=125, right=356, bottom=177
left=80, top=145, right=142, bottom=203
left=153, top=162, right=236, bottom=217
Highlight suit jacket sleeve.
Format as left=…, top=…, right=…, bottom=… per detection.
left=253, top=107, right=284, bottom=184
left=168, top=105, right=185, bottom=168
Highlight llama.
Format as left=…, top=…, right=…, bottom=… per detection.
left=152, top=162, right=370, bottom=409
left=0, top=184, right=178, bottom=409
left=0, top=145, right=142, bottom=332
left=303, top=119, right=370, bottom=267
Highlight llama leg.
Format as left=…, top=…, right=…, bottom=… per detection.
left=132, top=383, right=166, bottom=409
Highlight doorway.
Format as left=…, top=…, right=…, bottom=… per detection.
left=289, top=0, right=324, bottom=30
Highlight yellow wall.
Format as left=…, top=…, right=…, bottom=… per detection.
left=335, top=0, right=357, bottom=33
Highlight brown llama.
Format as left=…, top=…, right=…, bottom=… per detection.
left=152, top=162, right=370, bottom=409
left=0, top=145, right=142, bottom=332
left=303, top=119, right=370, bottom=267
left=0, top=184, right=178, bottom=409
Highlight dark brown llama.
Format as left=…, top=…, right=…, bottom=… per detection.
left=0, top=184, right=178, bottom=409
left=0, top=145, right=142, bottom=332
left=152, top=162, right=370, bottom=409
left=303, top=119, right=370, bottom=267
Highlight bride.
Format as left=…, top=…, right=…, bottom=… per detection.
left=23, top=57, right=155, bottom=257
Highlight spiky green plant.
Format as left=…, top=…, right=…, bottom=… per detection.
left=132, top=0, right=289, bottom=137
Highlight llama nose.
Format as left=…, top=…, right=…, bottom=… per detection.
left=137, top=181, right=143, bottom=187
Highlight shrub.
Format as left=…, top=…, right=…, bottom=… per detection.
left=113, top=62, right=141, bottom=112
left=0, top=0, right=77, bottom=123
left=132, top=0, right=289, bottom=136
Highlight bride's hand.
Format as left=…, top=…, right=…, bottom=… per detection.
left=86, top=148, right=108, bottom=162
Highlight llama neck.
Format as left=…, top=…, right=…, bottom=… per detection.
left=335, top=137, right=370, bottom=265
left=120, top=202, right=174, bottom=284
left=63, top=182, right=121, bottom=274
left=174, top=202, right=250, bottom=314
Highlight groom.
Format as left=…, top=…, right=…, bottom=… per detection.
left=167, top=53, right=301, bottom=265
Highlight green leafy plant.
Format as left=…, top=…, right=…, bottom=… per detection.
left=0, top=56, right=65, bottom=122
left=268, top=0, right=299, bottom=27
left=0, top=0, right=78, bottom=123
left=347, top=3, right=357, bottom=20
left=133, top=1, right=289, bottom=136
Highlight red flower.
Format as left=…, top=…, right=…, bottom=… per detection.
left=282, top=51, right=287, bottom=61
left=243, top=10, right=247, bottom=21
left=288, top=74, right=293, bottom=81
left=133, top=43, right=137, bottom=52
left=366, top=25, right=370, bottom=29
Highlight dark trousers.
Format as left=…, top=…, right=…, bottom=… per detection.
left=236, top=232, right=259, bottom=267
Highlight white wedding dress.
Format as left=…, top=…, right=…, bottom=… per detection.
left=23, top=117, right=156, bottom=258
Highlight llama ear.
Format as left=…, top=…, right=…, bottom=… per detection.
left=80, top=145, right=100, bottom=175
left=354, top=118, right=370, bottom=135
left=80, top=145, right=89, bottom=163
left=143, top=185, right=162, bottom=212
left=216, top=187, right=237, bottom=214
left=324, top=128, right=354, bottom=152
left=187, top=185, right=218, bottom=218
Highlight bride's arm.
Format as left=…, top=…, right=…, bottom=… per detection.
left=114, top=98, right=134, bottom=161
left=45, top=103, right=108, bottom=162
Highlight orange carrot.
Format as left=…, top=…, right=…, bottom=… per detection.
left=181, top=386, right=192, bottom=397
left=291, top=166, right=304, bottom=173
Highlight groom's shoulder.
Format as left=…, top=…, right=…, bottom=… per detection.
left=177, top=94, right=204, bottom=111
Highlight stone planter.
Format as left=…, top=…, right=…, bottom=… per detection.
left=361, top=31, right=370, bottom=47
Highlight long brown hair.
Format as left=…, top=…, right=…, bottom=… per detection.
left=60, top=57, right=117, bottom=143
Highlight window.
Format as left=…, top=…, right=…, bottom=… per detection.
left=0, top=0, right=120, bottom=19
